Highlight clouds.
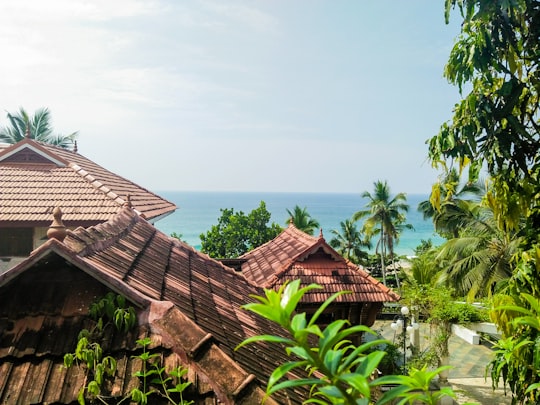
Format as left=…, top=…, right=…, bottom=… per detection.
left=0, top=1, right=462, bottom=194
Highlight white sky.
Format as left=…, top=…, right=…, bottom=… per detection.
left=0, top=0, right=463, bottom=194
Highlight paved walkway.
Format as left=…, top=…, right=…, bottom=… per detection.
left=371, top=321, right=512, bottom=405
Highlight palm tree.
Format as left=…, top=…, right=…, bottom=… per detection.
left=353, top=180, right=411, bottom=287
left=435, top=199, right=520, bottom=300
left=329, top=218, right=371, bottom=265
left=418, top=166, right=485, bottom=239
left=285, top=205, right=320, bottom=235
left=0, top=107, right=78, bottom=149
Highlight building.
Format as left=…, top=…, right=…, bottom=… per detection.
left=238, top=223, right=400, bottom=327
left=0, top=139, right=176, bottom=263
left=0, top=206, right=306, bottom=404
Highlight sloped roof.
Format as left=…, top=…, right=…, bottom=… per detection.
left=0, top=253, right=275, bottom=404
left=240, top=223, right=400, bottom=303
left=0, top=208, right=307, bottom=404
left=0, top=139, right=176, bottom=224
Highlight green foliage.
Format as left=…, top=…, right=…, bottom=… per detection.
left=170, top=232, right=184, bottom=242
left=404, top=242, right=442, bottom=287
left=432, top=302, right=488, bottom=324
left=200, top=201, right=282, bottom=258
left=64, top=293, right=193, bottom=404
left=0, top=107, right=78, bottom=148
left=329, top=218, right=371, bottom=265
left=237, top=280, right=458, bottom=404
left=404, top=285, right=456, bottom=360
left=488, top=288, right=540, bottom=403
left=130, top=337, right=194, bottom=405
left=354, top=180, right=412, bottom=287
left=429, top=0, right=540, bottom=400
left=64, top=293, right=135, bottom=403
left=286, top=205, right=320, bottom=235
left=376, top=365, right=455, bottom=405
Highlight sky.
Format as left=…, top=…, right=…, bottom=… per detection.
left=0, top=1, right=464, bottom=195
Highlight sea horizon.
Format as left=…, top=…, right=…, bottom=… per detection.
left=154, top=190, right=443, bottom=257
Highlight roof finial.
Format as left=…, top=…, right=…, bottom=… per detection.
left=25, top=126, right=31, bottom=139
left=73, top=140, right=78, bottom=153
left=47, top=207, right=67, bottom=242
left=319, top=228, right=323, bottom=239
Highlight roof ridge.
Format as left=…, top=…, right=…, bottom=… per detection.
left=69, top=162, right=130, bottom=207
left=47, top=143, right=175, bottom=212
left=239, top=222, right=316, bottom=260
left=286, top=222, right=320, bottom=243
left=65, top=206, right=140, bottom=256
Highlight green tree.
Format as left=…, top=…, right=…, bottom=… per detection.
left=0, top=107, right=78, bottom=148
left=354, top=180, right=412, bottom=287
left=200, top=201, right=282, bottom=258
left=329, top=218, right=371, bottom=265
left=403, top=240, right=442, bottom=288
left=285, top=205, right=320, bottom=235
left=418, top=166, right=485, bottom=239
left=429, top=1, right=540, bottom=401
left=436, top=197, right=520, bottom=300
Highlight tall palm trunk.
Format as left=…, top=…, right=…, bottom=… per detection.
left=391, top=252, right=401, bottom=291
left=379, top=225, right=387, bottom=286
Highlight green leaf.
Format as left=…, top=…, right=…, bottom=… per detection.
left=356, top=350, right=386, bottom=377
left=375, top=383, right=410, bottom=405
left=235, top=334, right=295, bottom=351
left=338, top=373, right=371, bottom=398
left=323, top=349, right=344, bottom=375
left=308, top=290, right=351, bottom=327
left=77, top=387, right=86, bottom=405
left=267, top=378, right=324, bottom=395
left=268, top=361, right=307, bottom=391
left=87, top=380, right=100, bottom=396
left=64, top=353, right=74, bottom=368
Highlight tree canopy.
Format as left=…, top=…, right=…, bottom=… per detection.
left=200, top=201, right=282, bottom=259
left=329, top=218, right=371, bottom=265
left=429, top=1, right=540, bottom=401
left=0, top=107, right=78, bottom=149
left=354, top=180, right=411, bottom=286
left=285, top=205, right=320, bottom=235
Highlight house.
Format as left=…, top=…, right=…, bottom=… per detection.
left=0, top=138, right=176, bottom=262
left=238, top=223, right=400, bottom=327
left=0, top=206, right=307, bottom=404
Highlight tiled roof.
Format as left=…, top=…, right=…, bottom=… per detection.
left=0, top=254, right=276, bottom=404
left=0, top=139, right=176, bottom=224
left=0, top=208, right=307, bottom=404
left=240, top=223, right=400, bottom=303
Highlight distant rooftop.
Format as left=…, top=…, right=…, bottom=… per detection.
left=0, top=139, right=176, bottom=224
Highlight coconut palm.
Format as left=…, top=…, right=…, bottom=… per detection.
left=285, top=205, right=320, bottom=236
left=418, top=166, right=485, bottom=239
left=0, top=107, right=78, bottom=149
left=329, top=218, right=371, bottom=265
left=353, top=180, right=411, bottom=287
left=436, top=199, right=520, bottom=300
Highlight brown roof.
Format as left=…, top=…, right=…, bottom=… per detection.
left=0, top=253, right=275, bottom=404
left=0, top=139, right=176, bottom=224
left=0, top=208, right=307, bottom=404
left=240, top=223, right=400, bottom=303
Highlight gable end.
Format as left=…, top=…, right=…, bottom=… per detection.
left=0, top=143, right=67, bottom=167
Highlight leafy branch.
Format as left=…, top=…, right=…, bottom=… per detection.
left=237, top=280, right=461, bottom=404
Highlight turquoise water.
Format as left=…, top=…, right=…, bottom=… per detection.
left=154, top=191, right=443, bottom=257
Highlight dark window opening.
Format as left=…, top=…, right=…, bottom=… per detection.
left=0, top=228, right=33, bottom=257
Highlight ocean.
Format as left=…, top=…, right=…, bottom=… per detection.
left=154, top=191, right=443, bottom=257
